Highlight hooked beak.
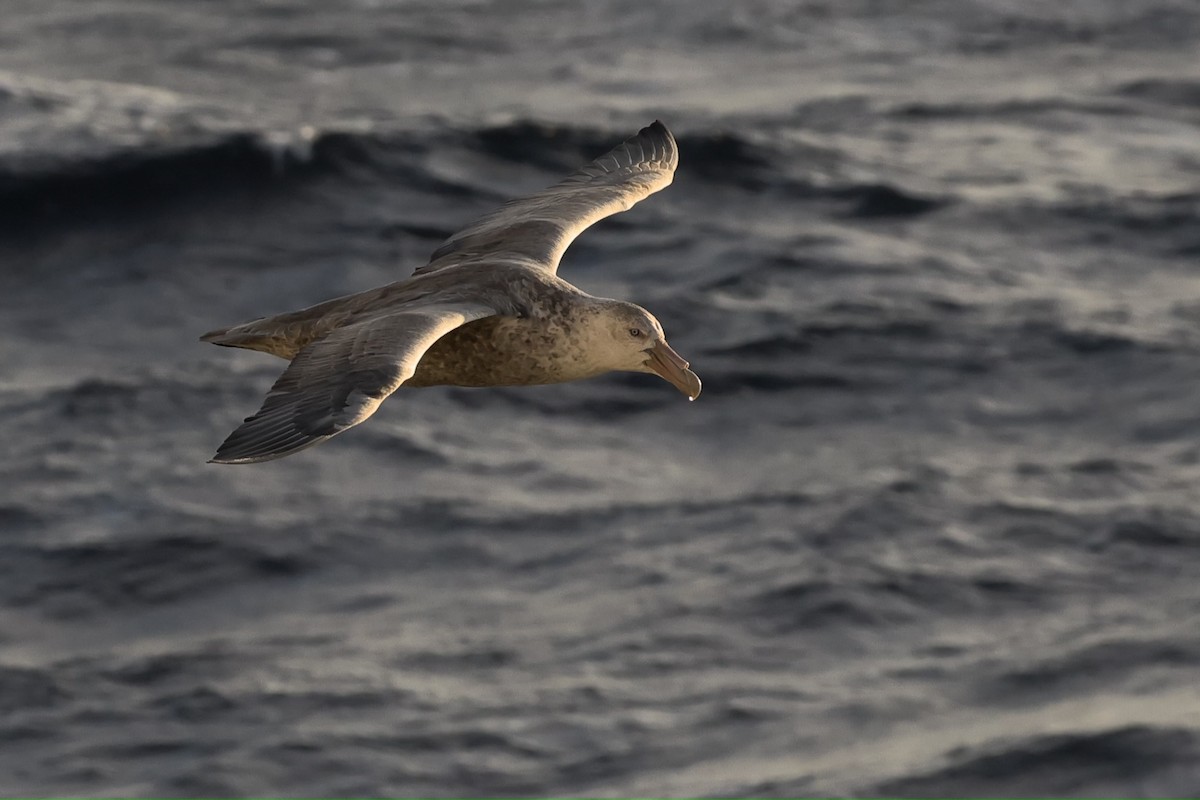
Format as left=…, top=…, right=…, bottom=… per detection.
left=645, top=340, right=702, bottom=400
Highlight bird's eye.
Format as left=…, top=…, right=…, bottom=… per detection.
left=629, top=328, right=643, bottom=338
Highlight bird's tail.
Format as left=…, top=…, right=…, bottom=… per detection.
left=200, top=317, right=302, bottom=360
left=203, top=292, right=363, bottom=360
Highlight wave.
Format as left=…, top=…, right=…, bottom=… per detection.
left=972, top=637, right=1200, bottom=707
left=875, top=726, right=1200, bottom=797
left=0, top=121, right=562, bottom=230
left=1056, top=191, right=1200, bottom=232
left=750, top=579, right=909, bottom=631
left=830, top=183, right=945, bottom=218
left=0, top=503, right=42, bottom=533
left=672, top=128, right=944, bottom=216
left=0, top=665, right=65, bottom=716
left=0, top=117, right=951, bottom=235
left=746, top=569, right=1047, bottom=635
left=889, top=97, right=1135, bottom=121
left=991, top=191, right=1200, bottom=257
left=1114, top=77, right=1200, bottom=108
left=3, top=534, right=311, bottom=614
left=0, top=131, right=333, bottom=231
left=698, top=370, right=860, bottom=395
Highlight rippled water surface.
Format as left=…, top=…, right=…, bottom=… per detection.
left=2, top=1, right=1200, bottom=796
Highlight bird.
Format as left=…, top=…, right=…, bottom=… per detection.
left=202, top=120, right=700, bottom=464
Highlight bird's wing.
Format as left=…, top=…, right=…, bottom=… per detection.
left=210, top=303, right=496, bottom=464
left=415, top=121, right=677, bottom=276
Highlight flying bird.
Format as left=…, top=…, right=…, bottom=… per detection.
left=202, top=121, right=700, bottom=464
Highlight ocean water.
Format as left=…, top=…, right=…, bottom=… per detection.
left=2, top=0, right=1200, bottom=796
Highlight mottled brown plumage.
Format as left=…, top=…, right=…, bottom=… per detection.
left=203, top=121, right=700, bottom=464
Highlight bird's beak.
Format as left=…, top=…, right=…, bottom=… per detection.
left=645, top=340, right=702, bottom=400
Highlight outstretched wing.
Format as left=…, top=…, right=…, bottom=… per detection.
left=210, top=303, right=495, bottom=464
left=416, top=120, right=678, bottom=276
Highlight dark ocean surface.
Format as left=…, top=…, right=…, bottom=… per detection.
left=2, top=0, right=1200, bottom=796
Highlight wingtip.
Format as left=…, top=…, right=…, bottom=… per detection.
left=645, top=119, right=672, bottom=137
left=207, top=452, right=272, bottom=466
left=208, top=443, right=277, bottom=465
left=638, top=120, right=677, bottom=164
left=208, top=426, right=335, bottom=465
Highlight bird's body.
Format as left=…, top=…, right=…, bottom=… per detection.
left=407, top=300, right=608, bottom=389
left=203, top=121, right=700, bottom=463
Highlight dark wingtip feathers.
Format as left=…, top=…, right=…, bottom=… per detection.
left=208, top=435, right=332, bottom=465
left=207, top=400, right=338, bottom=464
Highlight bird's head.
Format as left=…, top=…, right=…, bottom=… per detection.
left=588, top=300, right=701, bottom=400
